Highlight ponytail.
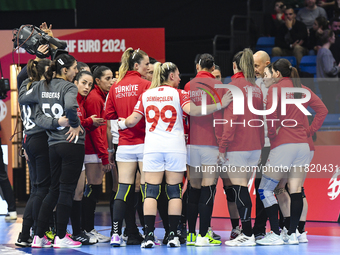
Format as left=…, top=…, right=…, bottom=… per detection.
left=197, top=53, right=215, bottom=71
left=27, top=58, right=51, bottom=89
left=273, top=58, right=302, bottom=98
left=44, top=53, right=76, bottom=84
left=233, top=48, right=255, bottom=84
left=150, top=62, right=162, bottom=89
left=149, top=62, right=178, bottom=90
left=117, top=47, right=148, bottom=83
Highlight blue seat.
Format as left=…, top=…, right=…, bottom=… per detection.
left=300, top=56, right=317, bottom=74
left=271, top=56, right=297, bottom=67
left=255, top=37, right=275, bottom=55
left=223, top=76, right=232, bottom=84
left=322, top=114, right=340, bottom=126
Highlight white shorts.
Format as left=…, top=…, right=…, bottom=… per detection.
left=116, top=144, right=144, bottom=162
left=266, top=143, right=310, bottom=168
left=224, top=150, right=261, bottom=167
left=82, top=163, right=85, bottom=171
left=187, top=145, right=218, bottom=167
left=143, top=152, right=186, bottom=172
left=84, top=154, right=102, bottom=164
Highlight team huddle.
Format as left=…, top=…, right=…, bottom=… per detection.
left=16, top=42, right=327, bottom=249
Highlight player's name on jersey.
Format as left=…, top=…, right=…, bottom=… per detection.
left=41, top=92, right=61, bottom=100
left=146, top=96, right=174, bottom=102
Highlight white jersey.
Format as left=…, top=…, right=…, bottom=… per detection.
left=134, top=85, right=190, bottom=154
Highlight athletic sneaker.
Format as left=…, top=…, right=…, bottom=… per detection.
left=45, top=228, right=56, bottom=241
left=256, top=231, right=284, bottom=245
left=195, top=233, right=222, bottom=246
left=126, top=232, right=144, bottom=245
left=154, top=235, right=161, bottom=246
left=208, top=227, right=221, bottom=240
left=15, top=232, right=32, bottom=247
left=162, top=232, right=170, bottom=245
left=224, top=233, right=256, bottom=246
left=167, top=232, right=180, bottom=247
left=230, top=226, right=241, bottom=240
left=54, top=234, right=82, bottom=248
left=296, top=230, right=308, bottom=243
left=5, top=211, right=17, bottom=221
left=72, top=231, right=96, bottom=245
left=284, top=233, right=299, bottom=245
left=186, top=233, right=196, bottom=246
left=110, top=234, right=127, bottom=247
left=141, top=232, right=155, bottom=248
left=88, top=229, right=110, bottom=243
left=177, top=224, right=187, bottom=244
left=31, top=235, right=53, bottom=248
left=254, top=232, right=265, bottom=241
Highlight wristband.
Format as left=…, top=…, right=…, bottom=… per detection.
left=107, top=149, right=114, bottom=153
left=118, top=120, right=127, bottom=130
left=216, top=103, right=222, bottom=110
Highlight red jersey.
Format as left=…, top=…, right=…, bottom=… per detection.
left=266, top=78, right=308, bottom=149
left=216, top=72, right=264, bottom=153
left=184, top=71, right=222, bottom=146
left=104, top=71, right=151, bottom=146
left=301, top=85, right=328, bottom=151
left=84, top=84, right=109, bottom=165
left=77, top=93, right=94, bottom=132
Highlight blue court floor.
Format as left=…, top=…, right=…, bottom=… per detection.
left=1, top=211, right=340, bottom=255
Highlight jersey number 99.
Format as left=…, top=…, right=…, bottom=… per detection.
left=146, top=105, right=177, bottom=132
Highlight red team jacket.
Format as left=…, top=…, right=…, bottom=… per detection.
left=77, top=93, right=94, bottom=132
left=266, top=77, right=308, bottom=149
left=104, top=71, right=151, bottom=146
left=301, top=85, right=328, bottom=151
left=184, top=71, right=222, bottom=146
left=215, top=72, right=264, bottom=153
left=84, top=84, right=109, bottom=165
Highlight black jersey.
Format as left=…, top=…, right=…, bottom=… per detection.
left=19, top=78, right=85, bottom=146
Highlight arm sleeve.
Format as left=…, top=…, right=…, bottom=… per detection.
left=18, top=81, right=40, bottom=105
left=84, top=96, right=109, bottom=165
left=179, top=90, right=190, bottom=109
left=218, top=102, right=238, bottom=153
left=17, top=65, right=28, bottom=90
left=266, top=85, right=279, bottom=139
left=104, top=90, right=118, bottom=120
left=64, top=83, right=80, bottom=128
left=34, top=107, right=60, bottom=129
left=321, top=53, right=340, bottom=77
left=81, top=117, right=94, bottom=132
left=133, top=94, right=145, bottom=116
left=305, top=88, right=328, bottom=136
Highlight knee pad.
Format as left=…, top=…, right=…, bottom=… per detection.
left=140, top=184, right=146, bottom=202
left=145, top=183, right=161, bottom=200
left=301, top=186, right=306, bottom=198
left=84, top=184, right=101, bottom=202
left=258, top=175, right=279, bottom=208
left=115, top=183, right=132, bottom=202
left=188, top=185, right=201, bottom=204
left=224, top=186, right=236, bottom=202
left=58, top=191, right=73, bottom=208
left=199, top=185, right=216, bottom=207
left=166, top=183, right=182, bottom=200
